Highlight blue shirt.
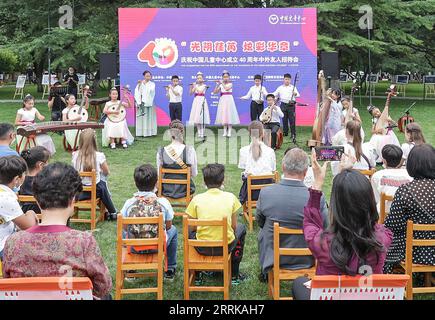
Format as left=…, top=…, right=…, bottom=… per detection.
left=121, top=191, right=174, bottom=222
left=0, top=145, right=19, bottom=157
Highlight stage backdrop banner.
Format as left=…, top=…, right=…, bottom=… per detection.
left=118, top=8, right=317, bottom=126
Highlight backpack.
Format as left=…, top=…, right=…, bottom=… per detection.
left=126, top=194, right=163, bottom=239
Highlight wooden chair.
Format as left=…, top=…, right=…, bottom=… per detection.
left=268, top=222, right=316, bottom=300
left=183, top=216, right=231, bottom=300
left=72, top=170, right=106, bottom=230
left=115, top=213, right=165, bottom=300
left=356, top=168, right=376, bottom=179
left=379, top=192, right=394, bottom=224
left=157, top=166, right=192, bottom=217
left=401, top=220, right=435, bottom=300
left=0, top=277, right=93, bottom=300
left=243, top=171, right=279, bottom=231
left=17, top=195, right=42, bottom=222
left=310, top=274, right=410, bottom=300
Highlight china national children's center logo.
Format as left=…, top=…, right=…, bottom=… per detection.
left=137, top=37, right=179, bottom=69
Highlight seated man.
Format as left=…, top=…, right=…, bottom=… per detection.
left=121, top=164, right=178, bottom=281
left=371, top=144, right=412, bottom=212
left=186, top=163, right=247, bottom=285
left=256, top=148, right=329, bottom=281
left=0, top=123, right=19, bottom=157
left=259, top=94, right=284, bottom=150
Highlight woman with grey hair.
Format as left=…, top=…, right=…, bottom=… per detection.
left=156, top=120, right=197, bottom=199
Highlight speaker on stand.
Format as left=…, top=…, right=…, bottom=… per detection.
left=320, top=51, right=340, bottom=90
left=99, top=53, right=118, bottom=89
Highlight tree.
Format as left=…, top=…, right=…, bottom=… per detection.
left=0, top=49, right=19, bottom=74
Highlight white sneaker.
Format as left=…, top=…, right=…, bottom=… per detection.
left=122, top=143, right=128, bottom=149
left=110, top=143, right=116, bottom=149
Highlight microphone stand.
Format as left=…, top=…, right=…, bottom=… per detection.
left=199, top=86, right=209, bottom=144
left=399, top=101, right=416, bottom=119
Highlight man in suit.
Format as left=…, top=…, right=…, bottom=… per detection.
left=256, top=148, right=329, bottom=281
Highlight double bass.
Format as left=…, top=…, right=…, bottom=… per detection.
left=307, top=71, right=331, bottom=147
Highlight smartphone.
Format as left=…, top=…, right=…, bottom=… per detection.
left=315, top=146, right=344, bottom=161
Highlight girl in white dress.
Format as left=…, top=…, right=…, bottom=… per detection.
left=62, top=93, right=89, bottom=151
left=15, top=95, right=56, bottom=155
left=102, top=87, right=134, bottom=149
left=213, top=71, right=240, bottom=137
left=332, top=96, right=365, bottom=145
left=401, top=122, right=426, bottom=166
left=188, top=72, right=210, bottom=138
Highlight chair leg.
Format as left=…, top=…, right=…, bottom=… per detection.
left=273, top=271, right=280, bottom=300
left=115, top=269, right=123, bottom=300
left=91, top=207, right=96, bottom=230
left=268, top=271, right=273, bottom=298
left=157, top=265, right=163, bottom=300
left=224, top=263, right=230, bottom=300
left=184, top=268, right=190, bottom=300
left=248, top=208, right=253, bottom=232
left=405, top=272, right=413, bottom=300
left=98, top=201, right=106, bottom=222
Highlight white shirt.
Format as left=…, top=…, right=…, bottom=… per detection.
left=260, top=105, right=284, bottom=123
left=401, top=142, right=414, bottom=161
left=272, top=84, right=300, bottom=103
left=72, top=151, right=107, bottom=184
left=17, top=108, right=37, bottom=123
left=241, top=85, right=268, bottom=102
left=0, top=184, right=24, bottom=252
left=331, top=142, right=376, bottom=176
left=238, top=141, right=276, bottom=176
left=156, top=144, right=198, bottom=177
left=371, top=168, right=413, bottom=212
left=135, top=80, right=155, bottom=106
left=167, top=85, right=183, bottom=103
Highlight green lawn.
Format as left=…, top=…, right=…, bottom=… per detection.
left=0, top=97, right=434, bottom=300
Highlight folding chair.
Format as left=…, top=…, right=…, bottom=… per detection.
left=310, top=274, right=410, bottom=300
left=17, top=195, right=42, bottom=222
left=243, top=171, right=279, bottom=231
left=72, top=170, right=106, bottom=230
left=183, top=216, right=231, bottom=300
left=356, top=168, right=377, bottom=179
left=379, top=192, right=394, bottom=224
left=115, top=213, right=165, bottom=300
left=0, top=277, right=93, bottom=300
left=268, top=222, right=316, bottom=300
left=401, top=220, right=435, bottom=300
left=158, top=166, right=192, bottom=217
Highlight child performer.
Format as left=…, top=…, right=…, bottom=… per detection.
left=15, top=94, right=56, bottom=155
left=102, top=87, right=134, bottom=149
left=213, top=70, right=240, bottom=137
left=322, top=89, right=342, bottom=146
left=166, top=75, right=183, bottom=122
left=62, top=91, right=89, bottom=151
left=259, top=94, right=284, bottom=150
left=240, top=74, right=268, bottom=121
left=134, top=70, right=156, bottom=137
left=188, top=72, right=210, bottom=138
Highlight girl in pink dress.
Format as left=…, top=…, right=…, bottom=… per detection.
left=213, top=71, right=240, bottom=137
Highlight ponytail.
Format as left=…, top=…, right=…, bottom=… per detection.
left=346, top=120, right=363, bottom=161
left=248, top=121, right=264, bottom=161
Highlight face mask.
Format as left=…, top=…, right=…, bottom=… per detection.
left=12, top=185, right=21, bottom=193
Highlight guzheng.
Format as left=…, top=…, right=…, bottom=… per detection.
left=17, top=121, right=104, bottom=137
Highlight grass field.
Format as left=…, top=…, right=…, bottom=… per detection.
left=0, top=95, right=433, bottom=300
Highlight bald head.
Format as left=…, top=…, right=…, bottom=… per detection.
left=282, top=148, right=309, bottom=180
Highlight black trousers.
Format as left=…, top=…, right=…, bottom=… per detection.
left=280, top=102, right=296, bottom=137
left=189, top=224, right=247, bottom=277
left=78, top=180, right=117, bottom=214
left=292, top=276, right=311, bottom=300
left=51, top=111, right=62, bottom=121
left=263, top=122, right=280, bottom=149
left=169, top=102, right=182, bottom=121
left=250, top=101, right=264, bottom=121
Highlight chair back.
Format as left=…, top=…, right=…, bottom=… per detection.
left=310, top=274, right=410, bottom=300
left=247, top=171, right=279, bottom=204
left=357, top=168, right=376, bottom=179
left=158, top=166, right=191, bottom=199
left=0, top=277, right=93, bottom=300
left=17, top=195, right=42, bottom=222
left=379, top=192, right=394, bottom=224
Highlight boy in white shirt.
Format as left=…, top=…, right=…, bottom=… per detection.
left=272, top=73, right=300, bottom=143
left=260, top=94, right=284, bottom=150
left=240, top=74, right=268, bottom=121
left=371, top=144, right=412, bottom=213
left=0, top=156, right=38, bottom=259
left=166, top=75, right=183, bottom=122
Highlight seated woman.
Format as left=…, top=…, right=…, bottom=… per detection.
left=72, top=128, right=117, bottom=221
left=19, top=146, right=51, bottom=213
left=291, top=150, right=393, bottom=300
left=2, top=162, right=112, bottom=299
left=384, top=143, right=435, bottom=273
left=238, top=121, right=276, bottom=204
left=331, top=120, right=376, bottom=176
left=401, top=122, right=426, bottom=167
left=156, top=120, right=197, bottom=199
